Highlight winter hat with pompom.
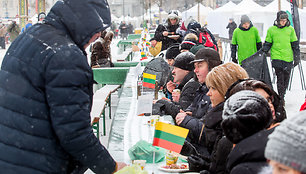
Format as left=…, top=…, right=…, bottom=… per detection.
left=221, top=90, right=272, bottom=144
left=265, top=111, right=306, bottom=173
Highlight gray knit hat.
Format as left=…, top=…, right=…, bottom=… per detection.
left=265, top=110, right=306, bottom=173
left=222, top=90, right=272, bottom=144
left=241, top=15, right=250, bottom=24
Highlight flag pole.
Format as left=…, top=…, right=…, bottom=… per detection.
left=153, top=150, right=156, bottom=165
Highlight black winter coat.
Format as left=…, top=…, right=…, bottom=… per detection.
left=155, top=23, right=182, bottom=51
left=185, top=83, right=211, bottom=119
left=181, top=102, right=224, bottom=154
left=156, top=72, right=200, bottom=118
left=226, top=128, right=275, bottom=174
left=226, top=22, right=237, bottom=37
left=0, top=0, right=116, bottom=173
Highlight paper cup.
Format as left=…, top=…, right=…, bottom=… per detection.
left=133, top=160, right=146, bottom=170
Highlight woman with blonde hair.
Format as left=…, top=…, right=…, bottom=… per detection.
left=181, top=62, right=249, bottom=173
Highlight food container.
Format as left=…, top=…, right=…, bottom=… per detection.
left=165, top=151, right=178, bottom=166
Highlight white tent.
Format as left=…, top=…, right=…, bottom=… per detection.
left=214, top=1, right=237, bottom=12
left=181, top=3, right=213, bottom=25
left=207, top=1, right=238, bottom=38
left=264, top=0, right=292, bottom=12
left=234, top=0, right=264, bottom=14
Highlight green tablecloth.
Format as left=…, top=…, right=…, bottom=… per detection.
left=93, top=67, right=130, bottom=85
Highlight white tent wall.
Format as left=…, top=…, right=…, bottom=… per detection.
left=207, top=0, right=306, bottom=41
left=207, top=11, right=236, bottom=38
left=181, top=3, right=213, bottom=26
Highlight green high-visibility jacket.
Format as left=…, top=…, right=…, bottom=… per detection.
left=232, top=26, right=261, bottom=64
left=265, top=25, right=297, bottom=62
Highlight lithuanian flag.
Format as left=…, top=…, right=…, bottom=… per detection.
left=140, top=51, right=147, bottom=61
left=143, top=73, right=156, bottom=89
left=153, top=122, right=189, bottom=153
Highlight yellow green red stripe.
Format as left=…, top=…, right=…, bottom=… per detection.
left=155, top=122, right=189, bottom=138
left=153, top=122, right=189, bottom=153
left=143, top=73, right=156, bottom=80
left=154, top=130, right=186, bottom=145
left=153, top=138, right=182, bottom=153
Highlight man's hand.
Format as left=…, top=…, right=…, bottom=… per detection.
left=163, top=31, right=169, bottom=36
left=176, top=111, right=187, bottom=125
left=185, top=111, right=192, bottom=116
left=166, top=81, right=176, bottom=93
left=113, top=162, right=127, bottom=173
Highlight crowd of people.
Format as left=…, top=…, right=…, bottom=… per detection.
left=150, top=7, right=305, bottom=174
left=0, top=0, right=305, bottom=173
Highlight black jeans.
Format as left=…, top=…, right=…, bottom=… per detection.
left=273, top=65, right=292, bottom=100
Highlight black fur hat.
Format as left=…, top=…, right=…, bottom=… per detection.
left=221, top=90, right=272, bottom=144
left=274, top=10, right=290, bottom=28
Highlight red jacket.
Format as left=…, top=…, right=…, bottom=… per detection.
left=300, top=99, right=306, bottom=111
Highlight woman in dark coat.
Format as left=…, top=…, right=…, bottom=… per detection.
left=184, top=63, right=249, bottom=172
left=0, top=0, right=124, bottom=173
left=222, top=90, right=274, bottom=174
left=201, top=79, right=285, bottom=174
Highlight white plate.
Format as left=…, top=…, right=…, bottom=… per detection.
left=158, top=163, right=189, bottom=173
left=168, top=35, right=180, bottom=39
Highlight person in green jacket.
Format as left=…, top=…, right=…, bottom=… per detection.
left=231, top=15, right=262, bottom=64
left=262, top=11, right=300, bottom=102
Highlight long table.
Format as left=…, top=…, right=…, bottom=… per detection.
left=107, top=67, right=189, bottom=173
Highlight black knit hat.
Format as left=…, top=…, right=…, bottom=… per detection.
left=165, top=43, right=180, bottom=60
left=173, top=52, right=195, bottom=71
left=179, top=39, right=197, bottom=51
left=191, top=47, right=222, bottom=70
left=222, top=90, right=272, bottom=144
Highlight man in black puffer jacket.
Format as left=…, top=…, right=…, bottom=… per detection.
left=0, top=0, right=126, bottom=173
left=155, top=52, right=200, bottom=118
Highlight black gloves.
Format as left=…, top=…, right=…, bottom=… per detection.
left=181, top=140, right=199, bottom=156
left=256, top=42, right=262, bottom=51
left=231, top=44, right=238, bottom=63
left=262, top=41, right=272, bottom=54
left=200, top=170, right=211, bottom=174
left=291, top=41, right=300, bottom=67
left=187, top=154, right=211, bottom=172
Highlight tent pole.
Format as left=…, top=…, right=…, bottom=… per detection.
left=278, top=0, right=281, bottom=11
left=198, top=2, right=200, bottom=22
